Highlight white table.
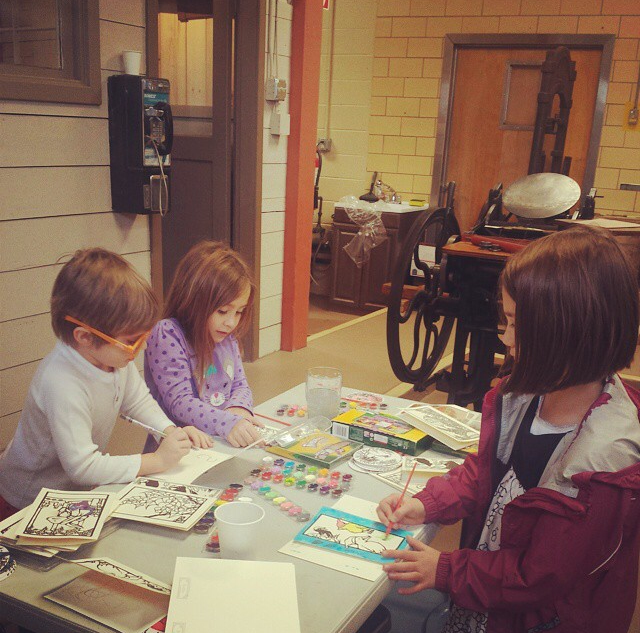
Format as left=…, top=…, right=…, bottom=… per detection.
left=0, top=385, right=438, bottom=633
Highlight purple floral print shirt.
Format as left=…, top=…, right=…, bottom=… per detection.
left=144, top=318, right=253, bottom=440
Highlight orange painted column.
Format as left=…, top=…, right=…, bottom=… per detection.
left=281, top=0, right=323, bottom=351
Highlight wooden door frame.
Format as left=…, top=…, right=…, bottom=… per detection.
left=281, top=0, right=322, bottom=351
left=146, top=0, right=264, bottom=360
left=431, top=33, right=614, bottom=209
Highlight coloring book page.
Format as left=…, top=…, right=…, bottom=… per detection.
left=293, top=506, right=410, bottom=564
left=281, top=495, right=424, bottom=581
left=154, top=447, right=232, bottom=484
left=113, top=483, right=211, bottom=530
left=16, top=489, right=113, bottom=543
left=402, top=404, right=480, bottom=449
left=133, top=477, right=221, bottom=499
left=370, top=468, right=425, bottom=497
left=46, top=570, right=168, bottom=633
left=73, top=557, right=171, bottom=594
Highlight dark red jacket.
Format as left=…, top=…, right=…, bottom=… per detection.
left=415, top=375, right=640, bottom=633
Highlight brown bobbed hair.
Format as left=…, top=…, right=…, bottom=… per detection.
left=164, top=240, right=255, bottom=386
left=51, top=248, right=159, bottom=346
left=500, top=225, right=639, bottom=394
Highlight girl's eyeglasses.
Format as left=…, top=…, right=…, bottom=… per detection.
left=64, top=316, right=150, bottom=356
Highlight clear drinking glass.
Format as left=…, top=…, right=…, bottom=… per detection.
left=306, top=367, right=342, bottom=421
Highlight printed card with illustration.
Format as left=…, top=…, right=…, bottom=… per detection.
left=73, top=557, right=171, bottom=595
left=402, top=450, right=465, bottom=480
left=113, top=481, right=211, bottom=531
left=133, top=477, right=221, bottom=499
left=16, top=489, right=114, bottom=546
left=46, top=570, right=169, bottom=633
left=293, top=506, right=411, bottom=564
left=402, top=404, right=480, bottom=450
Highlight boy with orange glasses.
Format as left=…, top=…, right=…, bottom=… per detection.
left=0, top=248, right=212, bottom=519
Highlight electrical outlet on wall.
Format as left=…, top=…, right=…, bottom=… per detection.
left=265, top=77, right=287, bottom=101
left=317, top=138, right=332, bottom=153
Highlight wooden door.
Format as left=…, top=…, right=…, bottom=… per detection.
left=156, top=1, right=233, bottom=290
left=445, top=46, right=602, bottom=232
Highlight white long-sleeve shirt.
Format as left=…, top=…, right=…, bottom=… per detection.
left=0, top=341, right=174, bottom=509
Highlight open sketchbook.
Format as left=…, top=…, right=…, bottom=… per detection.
left=166, top=558, right=300, bottom=633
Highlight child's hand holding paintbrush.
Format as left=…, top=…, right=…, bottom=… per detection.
left=376, top=464, right=441, bottom=594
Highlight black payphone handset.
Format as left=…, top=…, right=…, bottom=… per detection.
left=143, top=100, right=173, bottom=216
left=144, top=101, right=173, bottom=156
left=108, top=75, right=173, bottom=215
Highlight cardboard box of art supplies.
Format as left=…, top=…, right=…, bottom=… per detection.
left=401, top=403, right=480, bottom=451
left=331, top=409, right=431, bottom=455
left=266, top=421, right=361, bottom=468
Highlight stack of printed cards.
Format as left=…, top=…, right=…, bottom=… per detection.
left=401, top=403, right=480, bottom=450
left=0, top=488, right=117, bottom=556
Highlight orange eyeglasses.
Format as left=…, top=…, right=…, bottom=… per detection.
left=64, top=316, right=150, bottom=356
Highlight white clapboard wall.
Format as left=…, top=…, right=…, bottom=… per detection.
left=0, top=2, right=149, bottom=450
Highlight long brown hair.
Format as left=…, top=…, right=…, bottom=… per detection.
left=500, top=225, right=638, bottom=394
left=164, top=241, right=255, bottom=389
left=51, top=248, right=158, bottom=346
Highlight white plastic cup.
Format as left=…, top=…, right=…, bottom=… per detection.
left=214, top=502, right=265, bottom=560
left=306, top=367, right=342, bottom=420
left=122, top=50, right=142, bottom=75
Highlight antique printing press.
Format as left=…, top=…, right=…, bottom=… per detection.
left=386, top=46, right=599, bottom=408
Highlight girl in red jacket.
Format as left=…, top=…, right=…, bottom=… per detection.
left=377, top=225, right=640, bottom=633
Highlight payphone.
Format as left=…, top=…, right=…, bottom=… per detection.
left=107, top=75, right=173, bottom=215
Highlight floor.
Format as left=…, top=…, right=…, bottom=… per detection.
left=307, top=294, right=375, bottom=337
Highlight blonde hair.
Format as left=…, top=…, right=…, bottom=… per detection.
left=51, top=248, right=159, bottom=346
left=164, top=241, right=255, bottom=388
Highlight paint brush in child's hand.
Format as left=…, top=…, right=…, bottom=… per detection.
left=121, top=414, right=200, bottom=450
left=384, top=462, right=417, bottom=539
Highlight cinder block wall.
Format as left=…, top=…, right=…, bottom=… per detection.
left=369, top=0, right=639, bottom=215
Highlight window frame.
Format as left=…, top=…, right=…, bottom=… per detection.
left=0, top=0, right=101, bottom=105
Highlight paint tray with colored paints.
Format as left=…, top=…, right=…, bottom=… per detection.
left=293, top=506, right=411, bottom=565
left=266, top=429, right=362, bottom=468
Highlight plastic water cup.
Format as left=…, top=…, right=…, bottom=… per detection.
left=306, top=367, right=342, bottom=420
left=122, top=50, right=142, bottom=75
left=214, top=502, right=265, bottom=560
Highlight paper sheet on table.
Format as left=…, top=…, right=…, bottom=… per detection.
left=154, top=447, right=232, bottom=483
left=166, top=558, right=300, bottom=633
left=279, top=495, right=424, bottom=581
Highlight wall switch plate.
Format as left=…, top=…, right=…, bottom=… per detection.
left=265, top=77, right=287, bottom=101
left=270, top=110, right=290, bottom=136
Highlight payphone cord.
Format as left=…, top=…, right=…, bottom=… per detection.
left=148, top=137, right=169, bottom=217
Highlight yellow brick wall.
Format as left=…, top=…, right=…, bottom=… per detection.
left=369, top=0, right=640, bottom=216
left=316, top=0, right=377, bottom=226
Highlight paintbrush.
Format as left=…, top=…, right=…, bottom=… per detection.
left=384, top=462, right=417, bottom=539
left=121, top=414, right=200, bottom=450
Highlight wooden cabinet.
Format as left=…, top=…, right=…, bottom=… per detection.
left=330, top=207, right=424, bottom=310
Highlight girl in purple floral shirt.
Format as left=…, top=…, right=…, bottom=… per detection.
left=144, top=241, right=264, bottom=448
